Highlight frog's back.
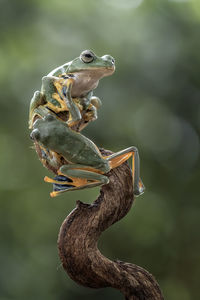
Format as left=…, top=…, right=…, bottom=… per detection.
left=43, top=120, right=104, bottom=168
left=47, top=62, right=71, bottom=77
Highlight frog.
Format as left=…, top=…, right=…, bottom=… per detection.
left=31, top=114, right=145, bottom=197
left=29, top=50, right=115, bottom=176
left=29, top=50, right=115, bottom=130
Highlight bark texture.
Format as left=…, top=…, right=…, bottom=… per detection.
left=58, top=150, right=164, bottom=300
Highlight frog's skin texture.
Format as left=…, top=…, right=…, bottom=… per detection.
left=29, top=50, right=115, bottom=129
left=31, top=114, right=145, bottom=197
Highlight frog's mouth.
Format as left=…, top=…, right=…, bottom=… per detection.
left=105, top=65, right=115, bottom=73
left=78, top=65, right=115, bottom=76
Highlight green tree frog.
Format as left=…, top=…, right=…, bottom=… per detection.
left=31, top=114, right=145, bottom=197
left=29, top=50, right=115, bottom=130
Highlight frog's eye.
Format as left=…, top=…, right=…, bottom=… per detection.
left=80, top=50, right=95, bottom=63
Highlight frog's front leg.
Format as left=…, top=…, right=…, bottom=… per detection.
left=44, top=164, right=109, bottom=197
left=81, top=94, right=102, bottom=122
left=42, top=76, right=82, bottom=125
left=59, top=78, right=82, bottom=126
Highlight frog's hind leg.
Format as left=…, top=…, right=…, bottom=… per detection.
left=42, top=75, right=82, bottom=125
left=105, top=146, right=145, bottom=196
left=44, top=164, right=109, bottom=197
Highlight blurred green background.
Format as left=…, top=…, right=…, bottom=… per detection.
left=1, top=0, right=200, bottom=299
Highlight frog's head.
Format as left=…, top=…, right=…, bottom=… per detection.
left=66, top=50, right=115, bottom=78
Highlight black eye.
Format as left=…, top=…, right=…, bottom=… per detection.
left=80, top=50, right=95, bottom=63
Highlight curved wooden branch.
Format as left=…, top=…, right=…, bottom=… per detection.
left=58, top=150, right=164, bottom=300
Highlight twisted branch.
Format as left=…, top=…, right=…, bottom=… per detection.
left=58, top=150, right=164, bottom=300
